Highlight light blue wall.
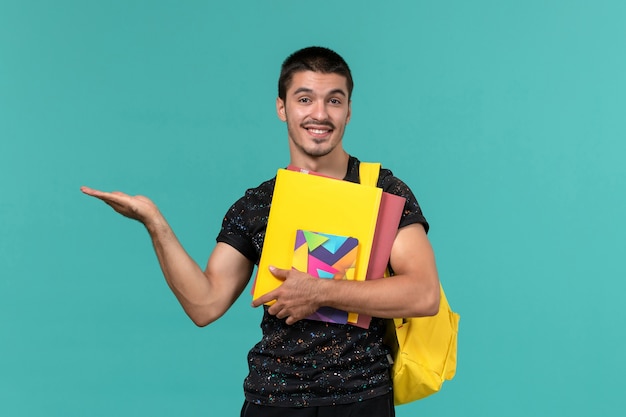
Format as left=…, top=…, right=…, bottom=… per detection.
left=2, top=1, right=625, bottom=416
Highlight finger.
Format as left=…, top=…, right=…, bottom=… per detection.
left=80, top=186, right=114, bottom=200
left=80, top=186, right=103, bottom=196
left=268, top=265, right=289, bottom=280
left=81, top=185, right=130, bottom=198
left=266, top=302, right=282, bottom=317
left=82, top=188, right=129, bottom=206
left=252, top=291, right=277, bottom=308
left=274, top=307, right=288, bottom=320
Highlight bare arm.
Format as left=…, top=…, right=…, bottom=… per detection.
left=253, top=223, right=440, bottom=325
left=81, top=186, right=253, bottom=327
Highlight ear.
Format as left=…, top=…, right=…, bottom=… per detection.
left=346, top=100, right=352, bottom=124
left=276, top=97, right=287, bottom=122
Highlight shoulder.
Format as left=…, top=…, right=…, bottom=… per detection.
left=352, top=156, right=430, bottom=233
left=347, top=155, right=415, bottom=198
left=244, top=176, right=276, bottom=199
left=377, top=167, right=414, bottom=198
left=229, top=176, right=276, bottom=209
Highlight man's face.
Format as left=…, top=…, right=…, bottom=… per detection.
left=277, top=71, right=352, bottom=159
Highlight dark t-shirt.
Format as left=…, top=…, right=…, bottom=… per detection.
left=216, top=156, right=428, bottom=407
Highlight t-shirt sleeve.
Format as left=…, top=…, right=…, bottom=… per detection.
left=216, top=196, right=259, bottom=263
left=215, top=179, right=274, bottom=265
left=378, top=171, right=429, bottom=233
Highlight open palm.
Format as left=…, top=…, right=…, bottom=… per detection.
left=80, top=186, right=160, bottom=225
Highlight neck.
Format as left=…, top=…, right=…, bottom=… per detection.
left=289, top=150, right=350, bottom=179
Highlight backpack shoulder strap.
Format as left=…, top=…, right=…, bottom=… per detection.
left=359, top=162, right=381, bottom=187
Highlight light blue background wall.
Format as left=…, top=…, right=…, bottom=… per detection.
left=2, top=1, right=625, bottom=416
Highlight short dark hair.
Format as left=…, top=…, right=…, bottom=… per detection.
left=278, top=46, right=354, bottom=101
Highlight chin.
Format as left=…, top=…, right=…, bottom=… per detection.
left=304, top=147, right=334, bottom=158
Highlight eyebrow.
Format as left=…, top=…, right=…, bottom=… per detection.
left=292, top=87, right=347, bottom=97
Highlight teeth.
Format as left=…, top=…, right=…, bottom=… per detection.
left=309, top=129, right=328, bottom=134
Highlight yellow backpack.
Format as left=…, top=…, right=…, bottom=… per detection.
left=360, top=162, right=460, bottom=405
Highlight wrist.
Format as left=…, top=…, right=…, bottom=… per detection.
left=143, top=211, right=169, bottom=235
left=314, top=277, right=333, bottom=308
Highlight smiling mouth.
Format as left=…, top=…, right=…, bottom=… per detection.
left=303, top=122, right=335, bottom=137
left=307, top=128, right=331, bottom=135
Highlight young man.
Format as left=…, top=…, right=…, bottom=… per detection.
left=81, top=46, right=440, bottom=416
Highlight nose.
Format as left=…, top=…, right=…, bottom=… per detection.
left=311, top=100, right=329, bottom=121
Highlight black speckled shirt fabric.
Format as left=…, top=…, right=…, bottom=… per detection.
left=216, top=156, right=428, bottom=407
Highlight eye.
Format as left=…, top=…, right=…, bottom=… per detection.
left=298, top=97, right=311, bottom=103
left=329, top=98, right=342, bottom=105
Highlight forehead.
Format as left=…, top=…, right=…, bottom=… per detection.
left=286, top=71, right=349, bottom=96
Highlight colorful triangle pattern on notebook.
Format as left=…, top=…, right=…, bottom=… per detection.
left=294, top=230, right=358, bottom=324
